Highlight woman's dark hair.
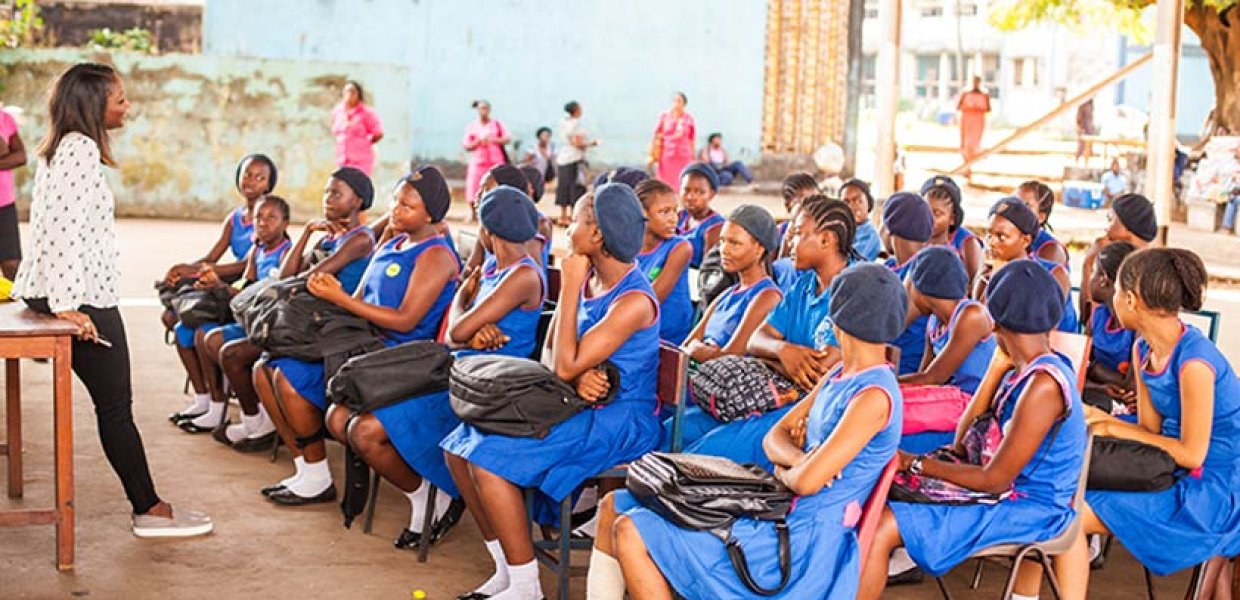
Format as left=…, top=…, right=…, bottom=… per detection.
left=471, top=99, right=490, bottom=109
left=1018, top=180, right=1056, bottom=226
left=707, top=132, right=722, bottom=143
left=800, top=194, right=856, bottom=260
left=675, top=91, right=688, bottom=105
left=1098, top=240, right=1137, bottom=282
left=633, top=179, right=674, bottom=209
left=39, top=63, right=118, bottom=167
left=1117, top=248, right=1207, bottom=313
left=564, top=101, right=580, bottom=115
left=781, top=172, right=819, bottom=201
left=923, top=185, right=965, bottom=232
left=345, top=80, right=365, bottom=104
left=235, top=153, right=279, bottom=193
left=256, top=194, right=291, bottom=221
left=535, top=126, right=552, bottom=138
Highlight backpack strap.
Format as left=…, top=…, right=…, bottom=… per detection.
left=723, top=521, right=791, bottom=596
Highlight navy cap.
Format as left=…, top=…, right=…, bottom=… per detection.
left=594, top=183, right=646, bottom=262
left=909, top=246, right=969, bottom=300
left=331, top=167, right=374, bottom=211
left=487, top=163, right=528, bottom=191
left=728, top=204, right=779, bottom=255
left=236, top=154, right=278, bottom=193
left=1113, top=193, right=1158, bottom=242
left=680, top=161, right=719, bottom=191
left=987, top=260, right=1064, bottom=333
left=989, top=197, right=1040, bottom=236
left=882, top=192, right=933, bottom=243
left=829, top=262, right=910, bottom=344
left=593, top=166, right=651, bottom=190
left=518, top=165, right=545, bottom=202
left=401, top=165, right=451, bottom=223
left=479, top=186, right=538, bottom=243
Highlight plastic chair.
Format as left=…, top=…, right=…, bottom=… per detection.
left=1049, top=331, right=1091, bottom=393
left=1180, top=309, right=1221, bottom=343
left=859, top=457, right=900, bottom=565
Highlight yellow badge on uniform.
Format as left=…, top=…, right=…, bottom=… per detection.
left=385, top=263, right=402, bottom=278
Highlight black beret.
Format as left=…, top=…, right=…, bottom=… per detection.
left=883, top=192, right=933, bottom=243
left=728, top=205, right=779, bottom=255
left=479, top=186, right=538, bottom=243
left=829, top=262, right=910, bottom=344
left=401, top=165, right=451, bottom=223
left=331, top=167, right=374, bottom=211
left=680, top=162, right=719, bottom=191
left=989, top=197, right=1040, bottom=236
left=1113, top=193, right=1158, bottom=242
left=594, top=183, right=646, bottom=262
left=909, top=246, right=969, bottom=300
left=987, top=260, right=1064, bottom=333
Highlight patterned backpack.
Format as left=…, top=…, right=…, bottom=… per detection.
left=688, top=356, right=801, bottom=422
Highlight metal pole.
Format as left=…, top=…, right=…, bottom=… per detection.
left=873, top=0, right=902, bottom=199
left=1145, top=0, right=1184, bottom=246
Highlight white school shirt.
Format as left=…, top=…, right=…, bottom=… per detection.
left=556, top=117, right=588, bottom=165
left=13, top=132, right=120, bottom=313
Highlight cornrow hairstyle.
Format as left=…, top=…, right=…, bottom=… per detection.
left=1117, top=248, right=1207, bottom=313
left=923, top=185, right=965, bottom=232
left=1098, top=241, right=1137, bottom=282
left=1018, top=180, right=1056, bottom=228
left=800, top=194, right=857, bottom=261
left=781, top=172, right=819, bottom=201
left=633, top=179, right=675, bottom=209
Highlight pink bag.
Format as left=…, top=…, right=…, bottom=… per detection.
left=900, top=384, right=971, bottom=435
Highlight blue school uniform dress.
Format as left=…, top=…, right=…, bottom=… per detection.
left=228, top=206, right=254, bottom=261
left=771, top=258, right=801, bottom=293
left=618, top=364, right=903, bottom=599
left=270, top=234, right=455, bottom=410
left=926, top=300, right=996, bottom=395
left=701, top=277, right=781, bottom=347
left=1089, top=304, right=1134, bottom=374
left=854, top=220, right=882, bottom=261
left=891, top=353, right=1087, bottom=576
left=887, top=257, right=928, bottom=375
left=321, top=225, right=377, bottom=296
left=440, top=266, right=662, bottom=516
left=636, top=236, right=693, bottom=345
left=1032, top=228, right=1067, bottom=266
left=949, top=227, right=979, bottom=259
left=677, top=210, right=725, bottom=269
left=1087, top=325, right=1240, bottom=575
left=174, top=238, right=292, bottom=348
left=1033, top=256, right=1080, bottom=333
left=374, top=252, right=538, bottom=499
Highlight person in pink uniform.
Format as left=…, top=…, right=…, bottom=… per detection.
left=651, top=92, right=695, bottom=186
left=0, top=105, right=26, bottom=280
left=462, top=99, right=511, bottom=222
left=957, top=76, right=990, bottom=179
left=330, top=80, right=384, bottom=177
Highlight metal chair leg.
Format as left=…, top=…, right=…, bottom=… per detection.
left=1145, top=566, right=1158, bottom=600
left=936, top=576, right=954, bottom=600
left=971, top=558, right=986, bottom=589
left=1039, top=549, right=1064, bottom=600
left=417, top=485, right=437, bottom=563
left=268, top=436, right=281, bottom=462
left=1001, top=547, right=1036, bottom=600
left=362, top=470, right=381, bottom=534
left=555, top=495, right=572, bottom=600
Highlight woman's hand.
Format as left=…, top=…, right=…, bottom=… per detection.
left=194, top=265, right=221, bottom=289
left=560, top=254, right=590, bottom=293
left=304, top=219, right=332, bottom=235
left=1105, top=383, right=1136, bottom=404
left=458, top=267, right=482, bottom=307
left=777, top=344, right=829, bottom=390
left=684, top=340, right=719, bottom=363
left=467, top=323, right=509, bottom=351
left=788, top=415, right=808, bottom=449
left=575, top=368, right=611, bottom=403
left=896, top=450, right=917, bottom=473
left=55, top=310, right=99, bottom=342
left=306, top=272, right=348, bottom=305
left=164, top=263, right=197, bottom=286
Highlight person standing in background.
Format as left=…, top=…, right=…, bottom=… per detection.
left=522, top=126, right=556, bottom=185
left=554, top=101, right=597, bottom=227
left=463, top=99, right=511, bottom=223
left=957, top=76, right=990, bottom=179
left=651, top=92, right=695, bottom=186
left=330, top=80, right=384, bottom=177
left=1076, top=97, right=1097, bottom=165
left=0, top=104, right=26, bottom=280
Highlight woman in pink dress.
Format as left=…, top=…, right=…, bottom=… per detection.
left=957, top=76, right=991, bottom=179
left=651, top=92, right=696, bottom=186
left=330, top=80, right=384, bottom=177
left=462, top=99, right=511, bottom=222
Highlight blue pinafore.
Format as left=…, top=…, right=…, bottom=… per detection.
left=926, top=299, right=997, bottom=395
left=616, top=364, right=903, bottom=599
left=1034, top=256, right=1079, bottom=333
left=1089, top=303, right=1135, bottom=374
left=1032, top=228, right=1068, bottom=267
left=318, top=225, right=376, bottom=296
left=949, top=227, right=980, bottom=259
left=701, top=277, right=781, bottom=347
left=888, top=257, right=928, bottom=375
left=228, top=206, right=254, bottom=261
left=677, top=210, right=725, bottom=269
left=636, top=236, right=693, bottom=345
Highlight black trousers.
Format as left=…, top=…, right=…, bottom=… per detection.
left=26, top=300, right=161, bottom=514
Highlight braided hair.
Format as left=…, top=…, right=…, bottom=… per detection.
left=781, top=172, right=819, bottom=203
left=800, top=194, right=857, bottom=261
left=1118, top=248, right=1207, bottom=313
left=1018, top=180, right=1056, bottom=228
left=923, top=185, right=964, bottom=233
left=1098, top=241, right=1137, bottom=282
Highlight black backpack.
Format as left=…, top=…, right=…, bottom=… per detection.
left=242, top=277, right=385, bottom=375
left=326, top=340, right=454, bottom=414
left=448, top=355, right=618, bottom=438
left=697, top=245, right=739, bottom=313
left=170, top=286, right=235, bottom=329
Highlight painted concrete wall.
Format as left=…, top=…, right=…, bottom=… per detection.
left=1, top=48, right=411, bottom=218
left=202, top=0, right=768, bottom=166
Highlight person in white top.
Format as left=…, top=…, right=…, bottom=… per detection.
left=12, top=63, right=212, bottom=538
left=553, top=100, right=598, bottom=226
left=696, top=132, right=754, bottom=187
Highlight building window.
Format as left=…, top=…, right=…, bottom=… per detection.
left=864, top=0, right=878, bottom=19
left=1013, top=57, right=1040, bottom=88
left=919, top=0, right=944, bottom=17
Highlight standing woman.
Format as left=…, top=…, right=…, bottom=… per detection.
left=0, top=104, right=26, bottom=280
left=12, top=63, right=211, bottom=537
left=554, top=100, right=597, bottom=227
left=330, top=80, right=384, bottom=177
left=462, top=99, right=510, bottom=222
left=651, top=92, right=695, bottom=186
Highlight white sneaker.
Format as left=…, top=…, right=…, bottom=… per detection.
left=132, top=508, right=213, bottom=538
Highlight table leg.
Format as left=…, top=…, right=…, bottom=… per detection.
left=5, top=358, right=19, bottom=499
left=53, top=338, right=73, bottom=571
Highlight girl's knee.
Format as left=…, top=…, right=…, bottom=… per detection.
left=347, top=414, right=386, bottom=453
left=324, top=405, right=351, bottom=441
left=613, top=515, right=643, bottom=554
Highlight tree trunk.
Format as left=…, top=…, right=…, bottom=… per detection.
left=1186, top=3, right=1240, bottom=135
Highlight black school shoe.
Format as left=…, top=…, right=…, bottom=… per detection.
left=395, top=498, right=468, bottom=550
left=231, top=432, right=278, bottom=453
left=177, top=419, right=217, bottom=434
left=887, top=566, right=925, bottom=586
left=168, top=410, right=205, bottom=424
left=260, top=483, right=286, bottom=497
left=268, top=485, right=337, bottom=506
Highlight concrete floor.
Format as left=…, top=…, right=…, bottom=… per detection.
left=0, top=216, right=1219, bottom=599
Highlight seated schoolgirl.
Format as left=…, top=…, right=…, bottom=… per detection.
left=841, top=177, right=881, bottom=261
left=1078, top=193, right=1157, bottom=319
left=1017, top=180, right=1070, bottom=267
left=440, top=183, right=661, bottom=600
left=773, top=172, right=820, bottom=290
left=588, top=262, right=908, bottom=600
left=325, top=186, right=543, bottom=551
left=858, top=260, right=1088, bottom=600
left=882, top=192, right=933, bottom=375
left=681, top=205, right=783, bottom=364
left=255, top=168, right=444, bottom=507
left=165, top=154, right=277, bottom=422
left=1045, top=248, right=1240, bottom=598
left=463, top=163, right=551, bottom=272
left=676, top=162, right=725, bottom=269
left=922, top=175, right=984, bottom=284
left=633, top=179, right=693, bottom=344
left=174, top=194, right=292, bottom=435
left=977, top=198, right=1078, bottom=332
left=1082, top=241, right=1138, bottom=413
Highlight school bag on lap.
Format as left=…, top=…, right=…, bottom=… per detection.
left=1087, top=437, right=1180, bottom=492
left=326, top=340, right=454, bottom=413
left=448, top=355, right=618, bottom=438
left=170, top=286, right=235, bottom=329
left=688, top=356, right=800, bottom=422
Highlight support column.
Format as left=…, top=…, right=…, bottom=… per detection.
left=1145, top=0, right=1184, bottom=245
left=873, top=0, right=902, bottom=199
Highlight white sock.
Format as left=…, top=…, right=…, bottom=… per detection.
left=280, top=456, right=307, bottom=488
left=406, top=484, right=453, bottom=532
left=224, top=423, right=249, bottom=443
left=183, top=392, right=210, bottom=414
left=491, top=559, right=542, bottom=600
left=190, top=401, right=226, bottom=427
left=285, top=458, right=331, bottom=496
left=473, top=539, right=510, bottom=596
left=1088, top=534, right=1104, bottom=562
left=1012, top=595, right=1039, bottom=600
left=586, top=551, right=625, bottom=600
left=888, top=547, right=917, bottom=575
left=242, top=410, right=275, bottom=438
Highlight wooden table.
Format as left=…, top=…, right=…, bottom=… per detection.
left=0, top=302, right=78, bottom=571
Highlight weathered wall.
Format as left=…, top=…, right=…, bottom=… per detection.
left=1, top=48, right=411, bottom=219
left=37, top=1, right=204, bottom=54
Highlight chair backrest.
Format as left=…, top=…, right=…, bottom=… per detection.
left=1045, top=433, right=1094, bottom=552
left=1049, top=331, right=1091, bottom=393
left=858, top=456, right=900, bottom=565
left=885, top=345, right=901, bottom=370
left=435, top=308, right=451, bottom=344
left=657, top=342, right=691, bottom=452
left=545, top=266, right=563, bottom=301
left=1181, top=309, right=1221, bottom=343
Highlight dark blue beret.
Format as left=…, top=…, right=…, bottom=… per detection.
left=728, top=205, right=779, bottom=255
left=401, top=165, right=450, bottom=223
left=479, top=186, right=538, bottom=243
left=331, top=166, right=374, bottom=211
left=487, top=163, right=528, bottom=191
left=518, top=165, right=545, bottom=202
left=829, top=262, right=909, bottom=344
left=909, top=246, right=969, bottom=300
left=989, top=197, right=1040, bottom=236
left=920, top=175, right=961, bottom=207
left=1113, top=193, right=1158, bottom=242
left=680, top=161, right=719, bottom=191
left=882, top=191, right=933, bottom=242
left=987, top=260, right=1064, bottom=333
left=593, top=166, right=651, bottom=190
left=594, top=183, right=646, bottom=262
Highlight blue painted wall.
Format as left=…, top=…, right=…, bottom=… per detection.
left=203, top=0, right=768, bottom=167
left=1119, top=26, right=1215, bottom=140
